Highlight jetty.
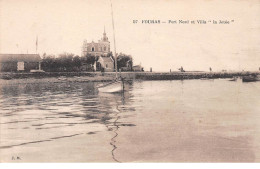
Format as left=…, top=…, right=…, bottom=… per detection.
left=0, top=71, right=259, bottom=81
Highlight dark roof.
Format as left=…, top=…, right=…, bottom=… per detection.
left=100, top=56, right=114, bottom=63
left=0, top=54, right=41, bottom=62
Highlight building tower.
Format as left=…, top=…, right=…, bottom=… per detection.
left=81, top=28, right=110, bottom=57
left=102, top=27, right=108, bottom=41
left=81, top=39, right=88, bottom=56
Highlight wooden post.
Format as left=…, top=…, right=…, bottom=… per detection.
left=122, top=78, right=125, bottom=91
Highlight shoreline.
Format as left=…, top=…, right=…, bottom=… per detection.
left=0, top=71, right=259, bottom=85
left=0, top=76, right=114, bottom=85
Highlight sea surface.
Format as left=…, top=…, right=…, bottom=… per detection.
left=0, top=79, right=259, bottom=162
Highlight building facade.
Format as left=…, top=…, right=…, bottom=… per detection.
left=0, top=54, right=41, bottom=72
left=82, top=29, right=110, bottom=57
left=133, top=64, right=144, bottom=72
left=81, top=29, right=114, bottom=72
left=96, top=56, right=114, bottom=72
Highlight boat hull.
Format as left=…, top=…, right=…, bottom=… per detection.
left=98, top=81, right=123, bottom=93
left=229, top=77, right=238, bottom=81
left=242, top=75, right=260, bottom=82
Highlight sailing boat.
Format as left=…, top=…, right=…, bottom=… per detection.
left=97, top=0, right=124, bottom=93
left=98, top=80, right=124, bottom=93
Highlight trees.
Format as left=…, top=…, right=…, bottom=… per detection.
left=80, top=53, right=98, bottom=71
left=73, top=55, right=81, bottom=71
left=40, top=52, right=133, bottom=72
left=86, top=53, right=96, bottom=65
left=42, top=54, right=56, bottom=72
left=58, top=53, right=74, bottom=71
left=116, top=53, right=133, bottom=71
left=42, top=53, right=75, bottom=72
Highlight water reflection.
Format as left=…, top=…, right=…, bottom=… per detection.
left=0, top=80, right=136, bottom=162
left=0, top=79, right=259, bottom=162
left=98, top=82, right=135, bottom=162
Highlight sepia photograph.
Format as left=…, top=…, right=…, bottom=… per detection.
left=0, top=0, right=260, bottom=166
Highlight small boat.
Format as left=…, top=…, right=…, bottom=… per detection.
left=30, top=69, right=45, bottom=73
left=229, top=77, right=238, bottom=81
left=97, top=0, right=124, bottom=93
left=242, top=75, right=260, bottom=82
left=97, top=80, right=124, bottom=93
left=58, top=76, right=67, bottom=81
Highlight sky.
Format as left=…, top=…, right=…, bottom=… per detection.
left=0, top=0, right=260, bottom=72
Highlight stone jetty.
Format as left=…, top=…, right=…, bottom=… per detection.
left=0, top=71, right=259, bottom=81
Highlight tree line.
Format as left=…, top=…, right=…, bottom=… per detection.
left=41, top=52, right=133, bottom=72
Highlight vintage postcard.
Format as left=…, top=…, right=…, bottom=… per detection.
left=0, top=0, right=260, bottom=164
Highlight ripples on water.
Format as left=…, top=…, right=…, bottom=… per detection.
left=0, top=81, right=136, bottom=162
left=0, top=79, right=259, bottom=162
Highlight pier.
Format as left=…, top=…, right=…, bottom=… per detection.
left=0, top=71, right=259, bottom=81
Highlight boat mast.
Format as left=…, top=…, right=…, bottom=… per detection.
left=36, top=35, right=38, bottom=54
left=110, top=0, right=118, bottom=79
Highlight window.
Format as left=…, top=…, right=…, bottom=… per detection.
left=17, top=62, right=24, bottom=71
left=92, top=47, right=94, bottom=51
left=106, top=64, right=108, bottom=68
left=104, top=46, right=106, bottom=51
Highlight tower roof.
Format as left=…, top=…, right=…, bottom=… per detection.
left=102, top=27, right=108, bottom=41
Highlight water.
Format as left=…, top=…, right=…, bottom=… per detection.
left=0, top=79, right=259, bottom=162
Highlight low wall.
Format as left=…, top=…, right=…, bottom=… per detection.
left=134, top=72, right=259, bottom=80
left=0, top=71, right=259, bottom=80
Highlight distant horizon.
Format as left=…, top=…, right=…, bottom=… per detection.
left=0, top=0, right=259, bottom=72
